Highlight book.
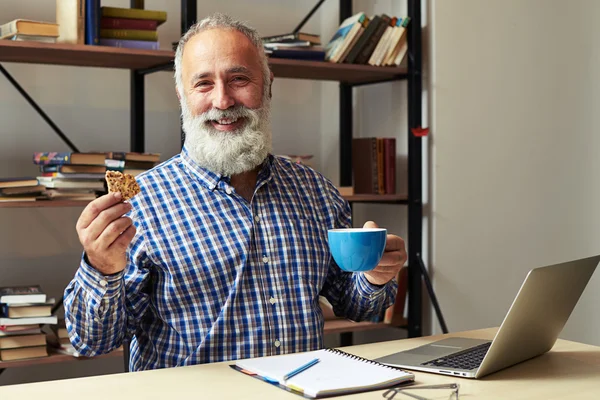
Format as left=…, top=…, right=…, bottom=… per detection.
left=0, top=333, right=46, bottom=350
left=9, top=34, right=57, bottom=43
left=324, top=12, right=366, bottom=62
left=100, top=17, right=158, bottom=30
left=262, top=32, right=320, bottom=45
left=85, top=0, right=100, bottom=45
left=0, top=19, right=59, bottom=40
left=100, top=28, right=158, bottom=42
left=32, top=152, right=106, bottom=166
left=0, top=345, right=48, bottom=361
left=56, top=0, right=86, bottom=44
left=0, top=315, right=58, bottom=326
left=99, top=38, right=159, bottom=49
left=0, top=285, right=46, bottom=304
left=100, top=6, right=167, bottom=25
left=1, top=299, right=54, bottom=319
left=234, top=348, right=414, bottom=398
left=352, top=138, right=378, bottom=194
left=0, top=178, right=39, bottom=189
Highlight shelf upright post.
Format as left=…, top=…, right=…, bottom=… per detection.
left=338, top=0, right=353, bottom=348
left=179, top=0, right=197, bottom=148
left=407, top=0, right=423, bottom=338
left=130, top=0, right=145, bottom=153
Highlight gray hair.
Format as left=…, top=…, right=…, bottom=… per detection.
left=174, top=13, right=271, bottom=99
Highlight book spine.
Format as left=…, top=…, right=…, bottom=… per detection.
left=100, top=28, right=158, bottom=41
left=99, top=38, right=159, bottom=50
left=384, top=138, right=396, bottom=194
left=356, top=16, right=390, bottom=64
left=100, top=17, right=158, bottom=30
left=101, top=7, right=167, bottom=23
left=32, top=152, right=72, bottom=165
left=261, top=33, right=297, bottom=43
left=85, top=0, right=100, bottom=45
left=377, top=138, right=385, bottom=195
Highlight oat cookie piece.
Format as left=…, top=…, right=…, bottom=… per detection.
left=105, top=171, right=140, bottom=200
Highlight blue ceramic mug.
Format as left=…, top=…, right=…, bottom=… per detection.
left=327, top=228, right=387, bottom=272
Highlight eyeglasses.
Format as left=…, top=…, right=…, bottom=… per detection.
left=383, top=383, right=460, bottom=400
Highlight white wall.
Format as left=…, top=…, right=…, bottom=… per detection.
left=430, top=0, right=600, bottom=345
left=0, top=0, right=410, bottom=386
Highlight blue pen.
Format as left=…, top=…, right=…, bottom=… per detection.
left=283, top=358, right=321, bottom=381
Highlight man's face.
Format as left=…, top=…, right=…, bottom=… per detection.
left=179, top=28, right=272, bottom=176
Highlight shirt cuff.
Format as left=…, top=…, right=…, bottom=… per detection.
left=76, top=253, right=124, bottom=302
left=356, top=272, right=397, bottom=299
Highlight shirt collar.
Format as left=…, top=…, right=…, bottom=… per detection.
left=180, top=145, right=274, bottom=191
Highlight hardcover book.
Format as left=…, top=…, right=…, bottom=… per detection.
left=0, top=285, right=46, bottom=304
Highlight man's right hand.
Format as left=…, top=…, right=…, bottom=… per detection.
left=76, top=192, right=137, bottom=275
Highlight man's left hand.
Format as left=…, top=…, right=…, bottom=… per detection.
left=363, top=221, right=407, bottom=286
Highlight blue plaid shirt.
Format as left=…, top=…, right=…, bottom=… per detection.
left=64, top=147, right=398, bottom=371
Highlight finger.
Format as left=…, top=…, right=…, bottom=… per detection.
left=379, top=250, right=407, bottom=267
left=96, top=217, right=134, bottom=249
left=85, top=202, right=133, bottom=242
left=385, top=235, right=405, bottom=252
left=363, top=220, right=379, bottom=229
left=77, top=193, right=122, bottom=230
left=109, top=224, right=137, bottom=252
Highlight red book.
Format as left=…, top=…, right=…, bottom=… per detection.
left=100, top=17, right=158, bottom=30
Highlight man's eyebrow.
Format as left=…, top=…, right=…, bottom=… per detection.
left=227, top=66, right=253, bottom=76
left=190, top=72, right=212, bottom=84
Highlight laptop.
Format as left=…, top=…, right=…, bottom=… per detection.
left=375, top=255, right=600, bottom=379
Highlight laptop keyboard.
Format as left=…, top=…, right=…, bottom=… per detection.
left=421, top=342, right=492, bottom=370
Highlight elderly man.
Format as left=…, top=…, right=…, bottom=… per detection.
left=64, top=13, right=406, bottom=371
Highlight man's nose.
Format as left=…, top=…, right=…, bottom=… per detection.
left=212, top=82, right=235, bottom=110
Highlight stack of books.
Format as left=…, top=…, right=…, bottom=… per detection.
left=0, top=178, right=46, bottom=203
left=33, top=152, right=107, bottom=201
left=98, top=6, right=167, bottom=50
left=325, top=12, right=410, bottom=66
left=262, top=31, right=325, bottom=61
left=0, top=285, right=57, bottom=362
left=0, top=19, right=59, bottom=43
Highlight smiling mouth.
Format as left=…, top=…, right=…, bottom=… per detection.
left=208, top=117, right=245, bottom=131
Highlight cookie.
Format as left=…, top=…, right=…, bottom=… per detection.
left=105, top=171, right=140, bottom=201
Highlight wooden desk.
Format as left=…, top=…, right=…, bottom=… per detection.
left=1, top=328, right=600, bottom=399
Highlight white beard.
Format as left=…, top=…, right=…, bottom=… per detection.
left=181, top=97, right=272, bottom=177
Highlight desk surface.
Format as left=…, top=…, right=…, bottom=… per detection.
left=1, top=328, right=600, bottom=399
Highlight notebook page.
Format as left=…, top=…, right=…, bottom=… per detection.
left=236, top=349, right=323, bottom=382
left=287, top=349, right=413, bottom=397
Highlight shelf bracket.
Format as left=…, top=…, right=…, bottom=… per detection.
left=0, top=64, right=79, bottom=152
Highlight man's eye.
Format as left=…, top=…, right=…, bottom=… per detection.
left=195, top=81, right=211, bottom=87
left=232, top=76, right=248, bottom=83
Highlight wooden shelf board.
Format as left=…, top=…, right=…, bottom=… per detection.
left=0, top=348, right=123, bottom=369
left=343, top=194, right=408, bottom=204
left=268, top=58, right=408, bottom=84
left=0, top=42, right=407, bottom=83
left=0, top=41, right=174, bottom=70
left=0, top=200, right=91, bottom=208
left=324, top=318, right=407, bottom=335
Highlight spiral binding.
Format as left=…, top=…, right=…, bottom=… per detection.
left=325, top=348, right=405, bottom=372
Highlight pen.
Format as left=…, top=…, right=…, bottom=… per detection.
left=283, top=358, right=321, bottom=381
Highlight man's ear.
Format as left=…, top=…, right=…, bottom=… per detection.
left=269, top=71, right=274, bottom=98
left=176, top=89, right=181, bottom=101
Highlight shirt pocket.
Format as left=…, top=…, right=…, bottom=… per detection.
left=283, top=217, right=330, bottom=294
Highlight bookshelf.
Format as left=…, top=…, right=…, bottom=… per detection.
left=0, top=0, right=424, bottom=376
left=0, top=41, right=407, bottom=84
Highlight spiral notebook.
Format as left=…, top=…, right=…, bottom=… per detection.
left=234, top=348, right=415, bottom=398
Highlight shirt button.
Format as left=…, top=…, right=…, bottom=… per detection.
left=269, top=297, right=277, bottom=305
left=254, top=215, right=260, bottom=222
left=262, top=256, right=269, bottom=263
left=225, top=187, right=233, bottom=195
left=99, top=280, right=108, bottom=288
left=274, top=340, right=281, bottom=347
